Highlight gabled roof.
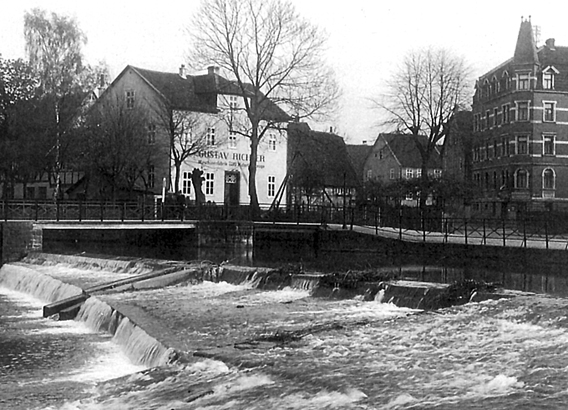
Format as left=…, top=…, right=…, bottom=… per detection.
left=288, top=122, right=359, bottom=187
left=380, top=134, right=442, bottom=169
left=112, top=65, right=290, bottom=121
left=346, top=144, right=373, bottom=181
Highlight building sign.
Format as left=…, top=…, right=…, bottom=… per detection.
left=195, top=150, right=266, bottom=168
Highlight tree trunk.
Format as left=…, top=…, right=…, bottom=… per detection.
left=248, top=131, right=260, bottom=219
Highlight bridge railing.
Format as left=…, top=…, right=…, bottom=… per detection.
left=2, top=200, right=567, bottom=248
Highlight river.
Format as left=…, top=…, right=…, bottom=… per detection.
left=2, top=255, right=568, bottom=409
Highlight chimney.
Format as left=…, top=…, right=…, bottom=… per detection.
left=179, top=64, right=186, bottom=78
left=362, top=140, right=367, bottom=145
left=208, top=66, right=220, bottom=76
left=545, top=38, right=556, bottom=50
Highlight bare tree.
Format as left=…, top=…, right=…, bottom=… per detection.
left=152, top=107, right=219, bottom=194
left=376, top=48, right=471, bottom=207
left=81, top=96, right=155, bottom=201
left=188, top=0, right=339, bottom=215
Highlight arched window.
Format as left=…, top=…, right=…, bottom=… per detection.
left=492, top=75, right=499, bottom=94
left=515, top=169, right=529, bottom=188
left=543, top=168, right=555, bottom=189
left=501, top=71, right=510, bottom=90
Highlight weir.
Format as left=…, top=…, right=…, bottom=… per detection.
left=0, top=261, right=178, bottom=368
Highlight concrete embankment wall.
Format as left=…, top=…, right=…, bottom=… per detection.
left=0, top=222, right=42, bottom=266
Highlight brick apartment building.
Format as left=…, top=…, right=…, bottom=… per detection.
left=471, top=18, right=568, bottom=218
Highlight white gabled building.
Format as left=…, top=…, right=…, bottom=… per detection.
left=92, top=64, right=289, bottom=207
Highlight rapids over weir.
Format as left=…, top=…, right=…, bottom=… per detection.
left=3, top=252, right=568, bottom=409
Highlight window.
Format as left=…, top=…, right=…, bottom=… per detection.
left=516, top=136, right=528, bottom=155
left=147, top=123, right=156, bottom=145
left=542, top=67, right=558, bottom=89
left=516, top=101, right=529, bottom=121
left=379, top=149, right=384, bottom=159
left=182, top=129, right=192, bottom=146
left=494, top=108, right=500, bottom=126
left=434, top=169, right=442, bottom=178
left=502, top=71, right=510, bottom=91
left=148, top=165, right=155, bottom=188
left=268, top=175, right=275, bottom=197
left=516, top=169, right=528, bottom=188
left=366, top=170, right=373, bottom=180
left=389, top=169, right=395, bottom=180
left=405, top=168, right=413, bottom=179
left=206, top=127, right=215, bottom=145
left=543, top=101, right=556, bottom=122
left=502, top=104, right=510, bottom=123
left=229, top=130, right=237, bottom=148
left=543, top=169, right=555, bottom=189
left=228, top=95, right=238, bottom=109
left=543, top=134, right=555, bottom=155
left=182, top=171, right=192, bottom=195
left=543, top=72, right=554, bottom=89
left=416, top=168, right=422, bottom=178
left=205, top=172, right=214, bottom=195
left=517, top=74, right=530, bottom=90
left=126, top=90, right=135, bottom=109
left=485, top=110, right=491, bottom=129
left=268, top=133, right=277, bottom=151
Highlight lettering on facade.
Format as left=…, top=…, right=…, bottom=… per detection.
left=196, top=150, right=266, bottom=165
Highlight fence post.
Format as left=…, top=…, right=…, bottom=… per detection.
left=502, top=217, right=506, bottom=247
left=482, top=219, right=486, bottom=245
left=78, top=201, right=83, bottom=222
left=464, top=218, right=468, bottom=245
left=2, top=199, right=6, bottom=221
left=444, top=218, right=448, bottom=243
left=56, top=201, right=60, bottom=221
left=141, top=197, right=146, bottom=222
left=100, top=201, right=104, bottom=222
left=523, top=217, right=527, bottom=248
left=121, top=202, right=126, bottom=222
left=35, top=201, right=39, bottom=222
left=350, top=207, right=354, bottom=230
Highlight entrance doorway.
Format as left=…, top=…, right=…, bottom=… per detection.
left=224, top=171, right=240, bottom=207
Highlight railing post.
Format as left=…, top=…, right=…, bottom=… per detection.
left=78, top=201, right=83, bottom=222
left=523, top=217, right=527, bottom=248
left=100, top=201, right=104, bottom=222
left=502, top=217, right=506, bottom=247
left=399, top=208, right=403, bottom=241
left=121, top=202, right=126, bottom=222
left=464, top=218, right=468, bottom=245
left=350, top=207, right=354, bottom=230
left=421, top=210, right=426, bottom=243
left=375, top=211, right=378, bottom=235
left=545, top=218, right=549, bottom=249
left=444, top=218, right=448, bottom=243
left=56, top=201, right=60, bottom=222
left=3, top=199, right=6, bottom=221
left=161, top=200, right=165, bottom=222
left=35, top=201, right=39, bottom=221
left=141, top=197, right=146, bottom=222
left=482, top=218, right=486, bottom=245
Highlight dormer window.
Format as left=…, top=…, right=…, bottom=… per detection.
left=492, top=76, right=499, bottom=94
left=542, top=66, right=559, bottom=90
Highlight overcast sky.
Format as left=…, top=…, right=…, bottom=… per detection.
left=1, top=0, right=567, bottom=143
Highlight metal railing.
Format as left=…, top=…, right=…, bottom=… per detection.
left=2, top=200, right=566, bottom=249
